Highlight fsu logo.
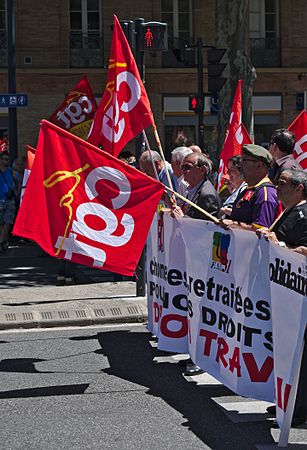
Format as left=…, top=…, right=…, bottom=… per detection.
left=211, top=231, right=232, bottom=273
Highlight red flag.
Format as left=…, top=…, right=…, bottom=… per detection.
left=0, top=138, right=8, bottom=153
left=216, top=80, right=252, bottom=192
left=288, top=109, right=307, bottom=170
left=49, top=76, right=97, bottom=140
left=87, top=15, right=154, bottom=156
left=13, top=121, right=164, bottom=276
left=20, top=145, right=36, bottom=204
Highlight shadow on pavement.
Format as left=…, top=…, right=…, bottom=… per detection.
left=0, top=244, right=132, bottom=288
left=0, top=384, right=89, bottom=398
left=89, top=329, right=277, bottom=450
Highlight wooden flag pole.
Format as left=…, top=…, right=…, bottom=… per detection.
left=152, top=125, right=174, bottom=191
left=164, top=185, right=220, bottom=224
left=141, top=130, right=159, bottom=180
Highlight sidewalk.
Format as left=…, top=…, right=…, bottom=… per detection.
left=0, top=243, right=147, bottom=330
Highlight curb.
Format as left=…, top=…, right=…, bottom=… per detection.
left=0, top=297, right=148, bottom=331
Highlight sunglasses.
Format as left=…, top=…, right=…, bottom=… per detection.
left=1, top=157, right=9, bottom=161
left=181, top=163, right=198, bottom=171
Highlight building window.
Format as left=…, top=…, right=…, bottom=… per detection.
left=0, top=0, right=7, bottom=67
left=70, top=0, right=103, bottom=67
left=161, top=0, right=194, bottom=67
left=249, top=0, right=280, bottom=67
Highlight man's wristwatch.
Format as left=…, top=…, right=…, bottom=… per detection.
left=278, top=241, right=286, bottom=248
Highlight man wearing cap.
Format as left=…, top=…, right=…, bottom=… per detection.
left=268, top=128, right=301, bottom=185
left=221, top=144, right=280, bottom=230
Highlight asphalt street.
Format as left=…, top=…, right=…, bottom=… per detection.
left=0, top=244, right=306, bottom=448
left=0, top=323, right=302, bottom=450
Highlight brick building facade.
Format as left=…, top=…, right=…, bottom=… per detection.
left=0, top=0, right=307, bottom=161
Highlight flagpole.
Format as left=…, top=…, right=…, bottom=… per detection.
left=164, top=186, right=220, bottom=224
left=152, top=125, right=174, bottom=191
left=142, top=130, right=159, bottom=180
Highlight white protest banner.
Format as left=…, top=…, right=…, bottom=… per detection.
left=269, top=243, right=307, bottom=447
left=146, top=212, right=189, bottom=353
left=146, top=212, right=163, bottom=336
left=178, top=218, right=213, bottom=363
left=181, top=221, right=274, bottom=401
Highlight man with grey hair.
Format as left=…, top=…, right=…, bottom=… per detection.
left=172, top=152, right=220, bottom=220
left=171, top=146, right=193, bottom=196
left=139, top=150, right=177, bottom=190
left=258, top=168, right=307, bottom=428
left=172, top=151, right=220, bottom=375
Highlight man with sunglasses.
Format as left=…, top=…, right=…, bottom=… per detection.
left=0, top=151, right=17, bottom=251
left=172, top=152, right=220, bottom=376
left=172, top=153, right=220, bottom=220
left=221, top=144, right=280, bottom=231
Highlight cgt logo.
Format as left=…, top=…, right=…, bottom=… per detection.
left=57, top=95, right=93, bottom=130
left=211, top=231, right=232, bottom=273
left=45, top=165, right=134, bottom=269
left=102, top=71, right=141, bottom=143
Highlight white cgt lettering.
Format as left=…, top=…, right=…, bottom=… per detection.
left=57, top=96, right=93, bottom=129
left=102, top=71, right=141, bottom=143
left=57, top=166, right=134, bottom=266
left=72, top=202, right=134, bottom=247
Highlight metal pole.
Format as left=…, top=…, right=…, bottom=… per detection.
left=196, top=38, right=204, bottom=150
left=6, top=0, right=18, bottom=162
left=134, top=18, right=146, bottom=297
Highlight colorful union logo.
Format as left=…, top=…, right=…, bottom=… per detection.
left=211, top=231, right=231, bottom=272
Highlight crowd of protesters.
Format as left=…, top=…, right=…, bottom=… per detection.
left=139, top=130, right=307, bottom=429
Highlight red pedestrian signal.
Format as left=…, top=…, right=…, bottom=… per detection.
left=145, top=27, right=153, bottom=47
left=139, top=22, right=168, bottom=52
left=189, top=95, right=204, bottom=112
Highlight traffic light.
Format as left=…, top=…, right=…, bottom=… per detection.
left=207, top=48, right=227, bottom=94
left=119, top=20, right=134, bottom=47
left=138, top=22, right=168, bottom=52
left=189, top=95, right=204, bottom=112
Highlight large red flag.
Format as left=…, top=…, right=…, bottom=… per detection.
left=288, top=109, right=307, bottom=170
left=49, top=76, right=97, bottom=140
left=87, top=15, right=154, bottom=156
left=216, top=80, right=252, bottom=192
left=13, top=121, right=164, bottom=276
left=20, top=145, right=36, bottom=204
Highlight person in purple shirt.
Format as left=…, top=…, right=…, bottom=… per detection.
left=221, top=144, right=280, bottom=231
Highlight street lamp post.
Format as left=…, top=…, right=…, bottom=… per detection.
left=6, top=0, right=18, bottom=162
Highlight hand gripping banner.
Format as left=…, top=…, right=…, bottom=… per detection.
left=13, top=120, right=164, bottom=276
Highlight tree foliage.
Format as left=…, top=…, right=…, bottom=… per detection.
left=215, top=0, right=257, bottom=153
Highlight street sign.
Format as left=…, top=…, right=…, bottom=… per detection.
left=210, top=95, right=219, bottom=114
left=0, top=94, right=28, bottom=107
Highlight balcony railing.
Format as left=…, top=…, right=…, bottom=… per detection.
left=70, top=31, right=103, bottom=68
left=0, top=31, right=7, bottom=67
left=250, top=37, right=281, bottom=67
left=162, top=37, right=195, bottom=68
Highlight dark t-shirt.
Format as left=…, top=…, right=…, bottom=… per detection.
left=272, top=202, right=307, bottom=247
